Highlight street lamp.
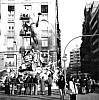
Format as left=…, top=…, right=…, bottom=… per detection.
left=62, top=54, right=67, bottom=94
left=63, top=34, right=99, bottom=94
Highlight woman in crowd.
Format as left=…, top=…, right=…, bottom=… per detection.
left=34, top=75, right=39, bottom=95
left=69, top=77, right=76, bottom=94
left=40, top=76, right=45, bottom=95
left=57, top=75, right=65, bottom=100
left=47, top=74, right=52, bottom=96
left=4, top=76, right=10, bottom=95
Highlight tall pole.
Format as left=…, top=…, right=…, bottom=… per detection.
left=62, top=34, right=99, bottom=94
left=63, top=34, right=99, bottom=55
left=62, top=54, right=67, bottom=94
left=63, top=36, right=82, bottom=94
left=56, top=0, right=61, bottom=68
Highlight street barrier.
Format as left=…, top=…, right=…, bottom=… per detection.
left=3, top=82, right=58, bottom=95
left=4, top=83, right=36, bottom=95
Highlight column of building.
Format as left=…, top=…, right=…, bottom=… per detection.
left=6, top=1, right=17, bottom=72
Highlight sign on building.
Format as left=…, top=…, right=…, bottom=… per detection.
left=0, top=53, right=5, bottom=71
left=4, top=54, right=17, bottom=68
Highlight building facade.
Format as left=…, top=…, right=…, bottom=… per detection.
left=81, top=1, right=99, bottom=80
left=1, top=0, right=61, bottom=72
left=69, top=47, right=81, bottom=74
left=1, top=0, right=18, bottom=72
left=80, top=3, right=92, bottom=74
left=0, top=1, right=1, bottom=35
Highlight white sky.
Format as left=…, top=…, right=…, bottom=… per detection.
left=58, top=0, right=94, bottom=66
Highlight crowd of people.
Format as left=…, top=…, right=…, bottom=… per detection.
left=53, top=73, right=96, bottom=100
left=4, top=72, right=53, bottom=96
left=56, top=74, right=65, bottom=100
left=3, top=70, right=97, bottom=99
left=66, top=75, right=96, bottom=94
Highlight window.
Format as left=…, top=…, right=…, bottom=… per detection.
left=8, top=22, right=15, bottom=32
left=24, top=5, right=32, bottom=10
left=8, top=6, right=15, bottom=21
left=9, top=26, right=11, bottom=29
left=24, top=37, right=31, bottom=49
left=8, top=5, right=15, bottom=11
left=0, top=4, right=1, bottom=35
left=42, top=37, right=48, bottom=47
left=7, top=37, right=14, bottom=48
left=0, top=4, right=1, bottom=20
left=41, top=5, right=48, bottom=13
left=12, top=26, right=14, bottom=30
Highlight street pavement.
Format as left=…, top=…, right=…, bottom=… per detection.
left=0, top=92, right=69, bottom=100
left=0, top=89, right=70, bottom=100
left=77, top=87, right=99, bottom=100
left=77, top=93, right=99, bottom=100
left=0, top=92, right=99, bottom=100
left=0, top=87, right=99, bottom=100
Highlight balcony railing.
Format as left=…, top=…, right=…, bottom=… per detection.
left=20, top=14, right=30, bottom=20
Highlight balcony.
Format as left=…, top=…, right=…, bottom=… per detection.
left=90, top=5, right=99, bottom=26
left=20, top=29, right=31, bottom=36
left=20, top=29, right=25, bottom=36
left=20, top=14, right=30, bottom=20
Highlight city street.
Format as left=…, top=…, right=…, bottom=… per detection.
left=77, top=93, right=99, bottom=100
left=1, top=1, right=99, bottom=100
left=0, top=92, right=69, bottom=100
left=0, top=93, right=99, bottom=100
left=0, top=88, right=99, bottom=100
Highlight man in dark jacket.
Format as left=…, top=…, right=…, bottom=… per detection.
left=4, top=77, right=10, bottom=94
left=34, top=75, right=38, bottom=95
left=48, top=74, right=52, bottom=95
left=57, top=75, right=65, bottom=100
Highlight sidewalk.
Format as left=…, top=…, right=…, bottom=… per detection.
left=0, top=86, right=99, bottom=100
left=0, top=91, right=99, bottom=100
left=77, top=93, right=99, bottom=100
left=0, top=92, right=70, bottom=100
left=76, top=86, right=99, bottom=100
left=0, top=88, right=69, bottom=100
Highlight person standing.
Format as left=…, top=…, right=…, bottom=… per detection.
left=24, top=75, right=31, bottom=95
left=34, top=75, right=38, bottom=95
left=92, top=78, right=96, bottom=92
left=4, top=76, right=10, bottom=95
left=40, top=76, right=45, bottom=95
left=57, top=75, right=65, bottom=100
left=80, top=77, right=87, bottom=94
left=11, top=75, right=17, bottom=95
left=29, top=75, right=34, bottom=95
left=47, top=74, right=52, bottom=95
left=75, top=78, right=80, bottom=94
left=69, top=78, right=76, bottom=94
left=90, top=77, right=94, bottom=93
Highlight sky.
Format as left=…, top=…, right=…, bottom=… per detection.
left=58, top=0, right=94, bottom=66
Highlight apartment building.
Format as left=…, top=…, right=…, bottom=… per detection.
left=81, top=1, right=99, bottom=80
left=69, top=47, right=81, bottom=74
left=0, top=0, right=60, bottom=72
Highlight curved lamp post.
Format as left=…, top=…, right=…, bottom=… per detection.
left=62, top=34, right=99, bottom=94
